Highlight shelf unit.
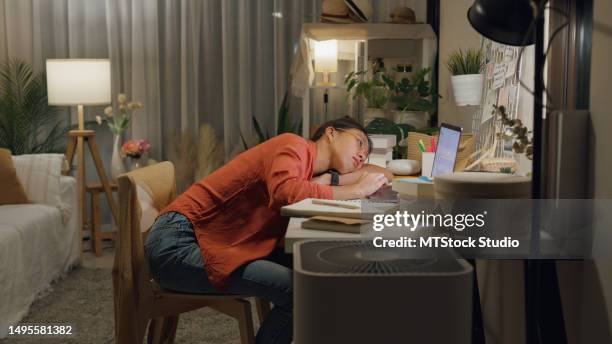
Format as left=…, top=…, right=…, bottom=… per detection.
left=291, top=23, right=437, bottom=136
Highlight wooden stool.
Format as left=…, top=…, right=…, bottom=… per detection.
left=86, top=181, right=118, bottom=256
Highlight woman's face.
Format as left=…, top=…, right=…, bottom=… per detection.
left=327, top=127, right=369, bottom=174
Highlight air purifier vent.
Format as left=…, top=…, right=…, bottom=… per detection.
left=300, top=240, right=463, bottom=274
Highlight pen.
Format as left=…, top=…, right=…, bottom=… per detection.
left=418, top=140, right=426, bottom=153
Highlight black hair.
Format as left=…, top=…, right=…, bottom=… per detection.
left=310, top=116, right=373, bottom=155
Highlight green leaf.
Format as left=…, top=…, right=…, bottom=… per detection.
left=239, top=132, right=249, bottom=151
left=0, top=59, right=67, bottom=154
left=446, top=48, right=484, bottom=75
left=252, top=116, right=266, bottom=143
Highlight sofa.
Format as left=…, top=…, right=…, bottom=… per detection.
left=0, top=153, right=80, bottom=338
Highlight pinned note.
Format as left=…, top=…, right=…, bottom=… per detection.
left=492, top=63, right=507, bottom=89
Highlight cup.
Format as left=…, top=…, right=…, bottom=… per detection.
left=421, top=152, right=435, bottom=178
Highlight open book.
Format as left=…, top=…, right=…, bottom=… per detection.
left=280, top=198, right=397, bottom=219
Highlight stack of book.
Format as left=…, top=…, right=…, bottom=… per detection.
left=367, top=134, right=396, bottom=168
left=392, top=177, right=434, bottom=198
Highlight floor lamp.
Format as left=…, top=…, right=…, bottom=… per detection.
left=46, top=59, right=118, bottom=257
left=314, top=40, right=338, bottom=121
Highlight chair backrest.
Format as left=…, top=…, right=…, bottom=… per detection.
left=112, top=162, right=176, bottom=325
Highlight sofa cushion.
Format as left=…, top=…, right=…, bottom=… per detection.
left=11, top=153, right=63, bottom=208
left=0, top=149, right=29, bottom=205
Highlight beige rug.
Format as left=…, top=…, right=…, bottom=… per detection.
left=4, top=267, right=260, bottom=344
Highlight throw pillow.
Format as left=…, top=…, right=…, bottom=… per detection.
left=11, top=153, right=64, bottom=208
left=0, top=148, right=29, bottom=205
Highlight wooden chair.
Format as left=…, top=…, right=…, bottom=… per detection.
left=112, top=161, right=270, bottom=344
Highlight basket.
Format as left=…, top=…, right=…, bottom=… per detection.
left=480, top=157, right=518, bottom=173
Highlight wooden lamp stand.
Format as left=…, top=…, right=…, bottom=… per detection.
left=65, top=105, right=118, bottom=257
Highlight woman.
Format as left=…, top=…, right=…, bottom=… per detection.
left=144, top=117, right=391, bottom=344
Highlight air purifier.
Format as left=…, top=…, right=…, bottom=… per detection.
left=294, top=240, right=473, bottom=343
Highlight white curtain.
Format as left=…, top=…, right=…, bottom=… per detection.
left=0, top=0, right=425, bottom=161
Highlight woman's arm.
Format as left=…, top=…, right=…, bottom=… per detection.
left=338, top=164, right=393, bottom=185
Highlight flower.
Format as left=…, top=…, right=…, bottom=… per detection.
left=97, top=93, right=143, bottom=135
left=139, top=139, right=151, bottom=152
left=121, top=139, right=151, bottom=158
left=127, top=101, right=144, bottom=110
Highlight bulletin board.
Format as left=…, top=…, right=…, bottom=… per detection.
left=471, top=39, right=525, bottom=155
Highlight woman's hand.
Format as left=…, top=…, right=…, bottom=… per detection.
left=350, top=172, right=389, bottom=198
left=311, top=173, right=331, bottom=185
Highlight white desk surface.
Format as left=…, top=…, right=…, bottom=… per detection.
left=284, top=217, right=360, bottom=253
left=283, top=174, right=417, bottom=253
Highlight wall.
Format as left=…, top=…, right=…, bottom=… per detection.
left=438, top=0, right=482, bottom=131
left=555, top=1, right=612, bottom=342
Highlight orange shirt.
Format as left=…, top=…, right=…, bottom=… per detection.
left=160, top=133, right=333, bottom=289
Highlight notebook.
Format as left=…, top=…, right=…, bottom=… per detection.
left=301, top=216, right=371, bottom=234
left=280, top=198, right=397, bottom=219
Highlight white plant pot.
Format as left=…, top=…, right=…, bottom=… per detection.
left=363, top=107, right=387, bottom=126
left=392, top=110, right=428, bottom=129
left=451, top=74, right=484, bottom=106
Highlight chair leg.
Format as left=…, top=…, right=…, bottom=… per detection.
left=117, top=317, right=147, bottom=344
left=161, top=315, right=179, bottom=343
left=208, top=299, right=256, bottom=344
left=147, top=315, right=179, bottom=344
left=235, top=300, right=256, bottom=344
left=255, top=298, right=271, bottom=325
left=147, top=317, right=165, bottom=344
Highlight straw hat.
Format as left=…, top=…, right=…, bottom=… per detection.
left=390, top=6, right=416, bottom=24
left=321, top=0, right=353, bottom=23
left=344, top=0, right=373, bottom=22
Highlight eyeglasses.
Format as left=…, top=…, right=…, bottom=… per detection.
left=335, top=128, right=369, bottom=157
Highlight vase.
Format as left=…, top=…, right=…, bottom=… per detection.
left=110, top=134, right=126, bottom=180
left=451, top=74, right=484, bottom=106
left=129, top=156, right=145, bottom=171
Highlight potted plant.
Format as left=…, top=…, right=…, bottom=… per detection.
left=383, top=67, right=438, bottom=129
left=95, top=93, right=143, bottom=179
left=345, top=70, right=389, bottom=125
left=446, top=48, right=485, bottom=106
left=0, top=59, right=67, bottom=154
left=365, top=117, right=414, bottom=159
left=121, top=139, right=151, bottom=170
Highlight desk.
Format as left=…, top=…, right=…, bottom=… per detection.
left=284, top=173, right=418, bottom=253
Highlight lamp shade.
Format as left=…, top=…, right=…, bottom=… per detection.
left=314, top=40, right=338, bottom=73
left=467, top=0, right=535, bottom=46
left=46, top=59, right=111, bottom=105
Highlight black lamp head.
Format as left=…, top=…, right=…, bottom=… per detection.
left=468, top=0, right=536, bottom=46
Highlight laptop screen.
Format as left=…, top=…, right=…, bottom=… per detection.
left=431, top=124, right=462, bottom=177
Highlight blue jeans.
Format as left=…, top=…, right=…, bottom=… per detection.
left=143, top=212, right=293, bottom=344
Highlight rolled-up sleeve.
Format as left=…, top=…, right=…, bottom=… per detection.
left=266, top=142, right=333, bottom=207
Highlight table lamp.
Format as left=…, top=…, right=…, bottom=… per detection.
left=314, top=40, right=338, bottom=86
left=46, top=59, right=111, bottom=129
left=46, top=59, right=118, bottom=254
